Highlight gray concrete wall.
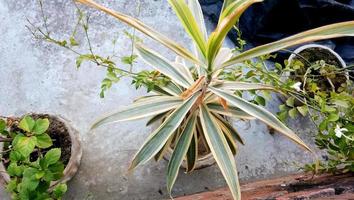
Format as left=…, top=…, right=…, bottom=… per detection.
left=0, top=0, right=317, bottom=199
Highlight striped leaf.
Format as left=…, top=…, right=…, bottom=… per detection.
left=209, top=87, right=312, bottom=152
left=167, top=113, right=197, bottom=194
left=91, top=96, right=182, bottom=129
left=186, top=131, right=197, bottom=172
left=206, top=0, right=263, bottom=67
left=129, top=92, right=201, bottom=170
left=214, top=81, right=277, bottom=91
left=200, top=104, right=241, bottom=200
left=174, top=57, right=195, bottom=84
left=76, top=0, right=199, bottom=64
left=160, top=82, right=183, bottom=96
left=207, top=103, right=255, bottom=120
left=213, top=114, right=245, bottom=145
left=222, top=21, right=354, bottom=68
left=169, top=0, right=207, bottom=57
left=136, top=44, right=193, bottom=88
left=187, top=0, right=208, bottom=41
left=146, top=111, right=169, bottom=126
left=220, top=0, right=236, bottom=15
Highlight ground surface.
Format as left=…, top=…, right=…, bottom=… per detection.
left=0, top=0, right=318, bottom=199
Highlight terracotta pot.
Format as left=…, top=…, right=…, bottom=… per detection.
left=0, top=114, right=82, bottom=189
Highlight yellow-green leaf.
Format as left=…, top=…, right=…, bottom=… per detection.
left=168, top=0, right=207, bottom=57
left=206, top=0, right=263, bottom=67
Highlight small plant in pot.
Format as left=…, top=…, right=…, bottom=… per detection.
left=0, top=114, right=82, bottom=199
left=285, top=44, right=350, bottom=96
left=30, top=0, right=354, bottom=199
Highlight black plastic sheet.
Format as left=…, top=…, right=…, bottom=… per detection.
left=200, top=0, right=354, bottom=64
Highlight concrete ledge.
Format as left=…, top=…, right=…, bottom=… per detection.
left=175, top=173, right=354, bottom=200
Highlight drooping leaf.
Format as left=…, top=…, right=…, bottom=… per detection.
left=207, top=103, right=255, bottom=120
left=200, top=104, right=241, bottom=200
left=167, top=113, right=197, bottom=193
left=168, top=0, right=207, bottom=57
left=222, top=21, right=354, bottom=68
left=209, top=87, right=312, bottom=152
left=129, top=92, right=201, bottom=170
left=76, top=0, right=200, bottom=64
left=92, top=96, right=182, bottom=129
left=136, top=44, right=193, bottom=88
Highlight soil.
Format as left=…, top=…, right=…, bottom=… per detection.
left=290, top=47, right=348, bottom=93
left=2, top=114, right=71, bottom=168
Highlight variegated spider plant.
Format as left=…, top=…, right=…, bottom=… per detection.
left=77, top=0, right=354, bottom=199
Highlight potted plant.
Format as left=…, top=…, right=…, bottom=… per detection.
left=29, top=0, right=354, bottom=199
left=0, top=114, right=82, bottom=199
left=285, top=44, right=349, bottom=96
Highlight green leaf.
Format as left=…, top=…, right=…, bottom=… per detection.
left=7, top=163, right=24, bottom=176
left=296, top=105, right=308, bottom=116
left=186, top=132, right=197, bottom=172
left=44, top=148, right=61, bottom=166
left=6, top=179, right=17, bottom=192
left=222, top=21, right=354, bottom=68
left=286, top=97, right=295, bottom=107
left=33, top=118, right=49, bottom=135
left=76, top=0, right=200, bottom=64
left=288, top=108, right=298, bottom=119
left=13, top=134, right=37, bottom=157
left=327, top=113, right=339, bottom=122
left=22, top=168, right=40, bottom=191
left=0, top=119, right=6, bottom=132
left=167, top=113, right=197, bottom=194
left=70, top=36, right=79, bottom=46
left=92, top=96, right=182, bottom=129
left=255, top=96, right=266, bottom=106
left=129, top=92, right=201, bottom=170
left=53, top=183, right=68, bottom=198
left=200, top=104, right=241, bottom=200
left=19, top=116, right=35, bottom=133
left=209, top=87, right=311, bottom=152
left=35, top=133, right=53, bottom=148
left=168, top=0, right=207, bottom=57
left=135, top=44, right=193, bottom=88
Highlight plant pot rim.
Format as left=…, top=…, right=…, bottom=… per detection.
left=0, top=114, right=83, bottom=189
left=288, top=44, right=347, bottom=69
left=164, top=148, right=215, bottom=170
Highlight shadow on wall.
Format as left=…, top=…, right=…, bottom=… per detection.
left=200, top=0, right=354, bottom=64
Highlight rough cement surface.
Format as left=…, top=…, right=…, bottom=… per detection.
left=0, top=0, right=317, bottom=199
